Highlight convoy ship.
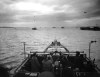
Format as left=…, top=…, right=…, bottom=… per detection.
left=80, top=26, right=100, bottom=31
left=32, top=27, right=37, bottom=30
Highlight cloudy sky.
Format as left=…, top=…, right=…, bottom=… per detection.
left=0, top=0, right=100, bottom=27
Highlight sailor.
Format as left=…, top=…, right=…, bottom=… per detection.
left=31, top=53, right=40, bottom=72
left=0, top=65, right=10, bottom=77
left=42, top=55, right=52, bottom=71
left=74, top=51, right=83, bottom=71
left=38, top=71, right=55, bottom=77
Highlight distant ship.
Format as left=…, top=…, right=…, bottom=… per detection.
left=80, top=26, right=100, bottom=31
left=61, top=27, right=64, bottom=29
left=32, top=27, right=37, bottom=30
left=52, top=27, right=56, bottom=28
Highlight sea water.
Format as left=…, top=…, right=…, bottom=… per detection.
left=0, top=27, right=100, bottom=70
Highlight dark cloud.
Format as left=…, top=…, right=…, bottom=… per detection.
left=19, top=13, right=71, bottom=22
left=58, top=0, right=100, bottom=18
left=0, top=12, right=17, bottom=23
left=0, top=0, right=100, bottom=27
left=96, top=0, right=100, bottom=8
